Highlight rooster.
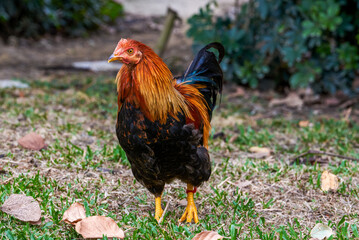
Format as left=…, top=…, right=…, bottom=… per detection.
left=108, top=38, right=224, bottom=223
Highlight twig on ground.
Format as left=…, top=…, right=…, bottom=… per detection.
left=1, top=176, right=14, bottom=185
left=158, top=200, right=170, bottom=224
left=0, top=159, right=20, bottom=164
left=290, top=150, right=359, bottom=164
left=217, top=177, right=229, bottom=187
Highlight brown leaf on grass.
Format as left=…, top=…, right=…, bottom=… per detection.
left=248, top=146, right=271, bottom=158
left=1, top=194, right=41, bottom=222
left=299, top=120, right=310, bottom=127
left=75, top=216, right=124, bottom=239
left=320, top=171, right=339, bottom=192
left=269, top=92, right=303, bottom=109
left=249, top=146, right=271, bottom=154
left=62, top=202, right=86, bottom=225
left=192, top=231, right=224, bottom=240
left=18, top=132, right=46, bottom=150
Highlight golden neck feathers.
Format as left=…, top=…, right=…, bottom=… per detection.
left=116, top=47, right=191, bottom=124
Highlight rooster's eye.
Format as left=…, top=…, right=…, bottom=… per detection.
left=127, top=48, right=134, bottom=54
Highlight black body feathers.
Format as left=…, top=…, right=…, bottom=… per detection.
left=117, top=103, right=211, bottom=196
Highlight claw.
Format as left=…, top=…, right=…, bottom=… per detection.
left=154, top=196, right=164, bottom=222
left=179, top=196, right=198, bottom=223
left=179, top=184, right=199, bottom=223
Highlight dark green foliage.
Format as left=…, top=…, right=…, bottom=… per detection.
left=187, top=0, right=359, bottom=95
left=0, top=0, right=123, bottom=42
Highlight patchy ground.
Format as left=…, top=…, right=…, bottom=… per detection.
left=1, top=7, right=359, bottom=239
left=0, top=74, right=359, bottom=239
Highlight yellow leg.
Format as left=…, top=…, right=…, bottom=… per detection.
left=179, top=184, right=199, bottom=223
left=154, top=196, right=164, bottom=222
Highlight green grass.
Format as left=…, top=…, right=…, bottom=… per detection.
left=1, top=77, right=359, bottom=239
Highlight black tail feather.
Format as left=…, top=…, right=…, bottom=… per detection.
left=176, top=42, right=224, bottom=119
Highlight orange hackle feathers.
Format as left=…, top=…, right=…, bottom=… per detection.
left=113, top=38, right=211, bottom=145
left=131, top=53, right=190, bottom=123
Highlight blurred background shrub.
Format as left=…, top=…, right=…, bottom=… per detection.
left=188, top=0, right=359, bottom=95
left=0, top=0, right=123, bottom=42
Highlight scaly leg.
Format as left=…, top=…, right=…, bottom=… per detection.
left=154, top=195, right=164, bottom=222
left=179, top=184, right=199, bottom=223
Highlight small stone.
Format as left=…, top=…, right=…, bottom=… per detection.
left=0, top=80, right=29, bottom=89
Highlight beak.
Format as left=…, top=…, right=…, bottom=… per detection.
left=108, top=53, right=122, bottom=63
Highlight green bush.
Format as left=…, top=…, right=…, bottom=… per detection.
left=188, top=0, right=359, bottom=95
left=0, top=0, right=123, bottom=42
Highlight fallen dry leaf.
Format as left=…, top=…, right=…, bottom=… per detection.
left=249, top=146, right=271, bottom=156
left=18, top=132, right=46, bottom=150
left=192, top=231, right=224, bottom=240
left=299, top=120, right=310, bottom=127
left=310, top=223, right=333, bottom=239
left=269, top=92, right=303, bottom=109
left=320, top=171, right=339, bottom=191
left=75, top=216, right=124, bottom=239
left=1, top=194, right=41, bottom=222
left=62, top=202, right=86, bottom=225
left=232, top=180, right=252, bottom=189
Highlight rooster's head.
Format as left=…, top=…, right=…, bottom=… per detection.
left=108, top=38, right=143, bottom=65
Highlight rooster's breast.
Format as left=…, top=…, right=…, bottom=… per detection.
left=116, top=102, right=211, bottom=194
